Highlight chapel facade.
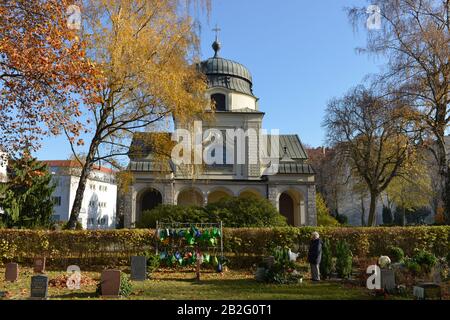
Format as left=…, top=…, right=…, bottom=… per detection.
left=123, top=39, right=317, bottom=228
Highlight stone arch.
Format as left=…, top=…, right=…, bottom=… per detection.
left=137, top=187, right=163, bottom=222
left=207, top=187, right=234, bottom=204
left=176, top=187, right=204, bottom=207
left=238, top=188, right=263, bottom=199
left=278, top=188, right=305, bottom=226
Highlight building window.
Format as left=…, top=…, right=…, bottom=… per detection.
left=211, top=93, right=226, bottom=111
left=99, top=216, right=108, bottom=225
left=89, top=184, right=96, bottom=191
left=52, top=196, right=62, bottom=206
left=99, top=185, right=108, bottom=192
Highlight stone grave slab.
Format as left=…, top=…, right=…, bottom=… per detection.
left=413, top=283, right=441, bottom=300
left=101, top=269, right=121, bottom=297
left=33, top=257, right=46, bottom=273
left=5, top=263, right=19, bottom=282
left=381, top=268, right=396, bottom=292
left=30, top=275, right=48, bottom=299
left=131, top=256, right=147, bottom=281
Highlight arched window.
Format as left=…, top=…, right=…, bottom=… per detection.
left=211, top=93, right=226, bottom=111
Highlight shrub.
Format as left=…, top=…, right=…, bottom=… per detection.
left=316, top=193, right=339, bottom=226
left=138, top=197, right=288, bottom=228
left=137, top=205, right=208, bottom=228
left=388, top=246, right=405, bottom=263
left=394, top=207, right=406, bottom=226
left=382, top=206, right=393, bottom=225
left=119, top=273, right=133, bottom=297
left=335, top=240, right=353, bottom=279
left=335, top=213, right=348, bottom=225
left=62, top=221, right=83, bottom=230
left=405, top=260, right=421, bottom=274
left=205, top=197, right=287, bottom=227
left=144, top=252, right=160, bottom=274
left=411, top=249, right=437, bottom=273
left=320, top=238, right=333, bottom=279
left=406, top=207, right=431, bottom=225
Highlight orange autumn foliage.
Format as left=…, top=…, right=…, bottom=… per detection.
left=0, top=0, right=103, bottom=155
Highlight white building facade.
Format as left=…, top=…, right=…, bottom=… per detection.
left=124, top=40, right=317, bottom=228
left=44, top=161, right=117, bottom=229
left=0, top=149, right=7, bottom=184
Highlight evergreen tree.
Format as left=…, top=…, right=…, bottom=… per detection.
left=0, top=153, right=55, bottom=228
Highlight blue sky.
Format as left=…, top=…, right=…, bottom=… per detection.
left=35, top=0, right=384, bottom=160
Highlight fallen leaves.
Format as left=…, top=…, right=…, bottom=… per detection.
left=49, top=274, right=98, bottom=288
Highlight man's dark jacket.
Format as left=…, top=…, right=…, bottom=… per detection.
left=308, top=238, right=322, bottom=265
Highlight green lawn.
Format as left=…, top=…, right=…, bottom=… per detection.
left=0, top=267, right=409, bottom=300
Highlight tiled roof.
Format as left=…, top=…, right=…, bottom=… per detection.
left=128, top=160, right=172, bottom=172
left=41, top=160, right=115, bottom=174
left=264, top=135, right=308, bottom=160
left=277, top=163, right=315, bottom=174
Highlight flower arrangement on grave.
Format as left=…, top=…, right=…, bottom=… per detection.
left=256, top=247, right=303, bottom=284
left=378, top=256, right=392, bottom=269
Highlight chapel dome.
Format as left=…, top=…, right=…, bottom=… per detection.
left=199, top=40, right=254, bottom=96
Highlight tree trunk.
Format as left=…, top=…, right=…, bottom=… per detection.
left=67, top=106, right=110, bottom=229
left=402, top=207, right=406, bottom=226
left=360, top=196, right=365, bottom=227
left=66, top=139, right=99, bottom=229
left=367, top=191, right=378, bottom=227
left=434, top=111, right=449, bottom=224
left=444, top=169, right=450, bottom=224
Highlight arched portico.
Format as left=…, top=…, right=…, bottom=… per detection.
left=176, top=188, right=204, bottom=206
left=278, top=189, right=306, bottom=226
left=207, top=187, right=233, bottom=204
left=239, top=188, right=263, bottom=199
left=137, top=188, right=163, bottom=222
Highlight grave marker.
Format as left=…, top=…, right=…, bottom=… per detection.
left=33, top=257, right=46, bottom=274
left=131, top=256, right=147, bottom=281
left=5, top=263, right=19, bottom=282
left=101, top=269, right=121, bottom=297
left=381, top=268, right=396, bottom=292
left=30, top=275, right=48, bottom=299
left=413, top=283, right=441, bottom=300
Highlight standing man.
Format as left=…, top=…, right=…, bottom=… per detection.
left=308, top=231, right=322, bottom=281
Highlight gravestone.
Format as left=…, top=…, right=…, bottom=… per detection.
left=381, top=268, right=396, bottom=292
left=30, top=275, right=48, bottom=299
left=33, top=257, right=46, bottom=274
left=263, top=256, right=275, bottom=269
left=413, top=286, right=425, bottom=299
left=413, top=283, right=441, bottom=300
left=431, top=265, right=442, bottom=284
left=5, top=263, right=19, bottom=282
left=101, top=270, right=121, bottom=297
left=130, top=256, right=147, bottom=281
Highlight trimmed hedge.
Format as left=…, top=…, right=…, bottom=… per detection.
left=0, top=227, right=448, bottom=267
left=0, top=229, right=154, bottom=263
left=224, top=227, right=449, bottom=258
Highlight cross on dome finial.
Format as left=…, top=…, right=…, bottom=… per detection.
left=213, top=24, right=221, bottom=41
left=212, top=24, right=221, bottom=57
